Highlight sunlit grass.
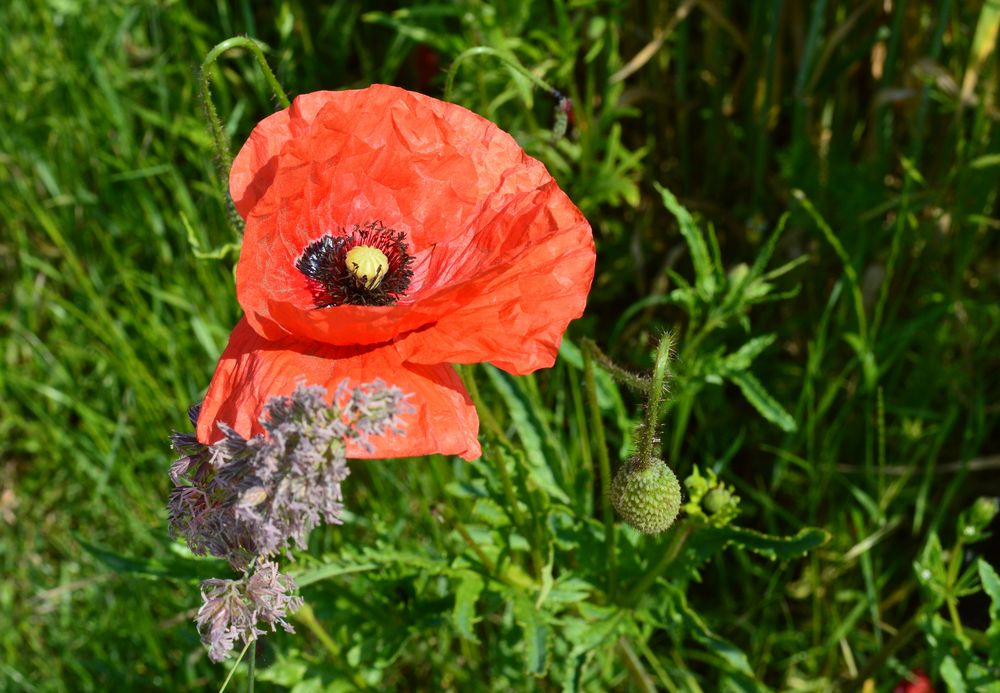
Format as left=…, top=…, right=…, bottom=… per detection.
left=1, top=0, right=997, bottom=690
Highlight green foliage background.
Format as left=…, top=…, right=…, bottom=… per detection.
left=1, top=0, right=998, bottom=690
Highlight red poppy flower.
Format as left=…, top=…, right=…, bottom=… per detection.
left=196, top=85, right=595, bottom=460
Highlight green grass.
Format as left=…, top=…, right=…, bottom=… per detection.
left=1, top=0, right=998, bottom=690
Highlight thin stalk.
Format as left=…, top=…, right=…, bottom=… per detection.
left=569, top=367, right=595, bottom=516
left=293, top=605, right=370, bottom=689
left=580, top=338, right=649, bottom=391
left=945, top=536, right=966, bottom=639
left=199, top=37, right=290, bottom=238
left=624, top=521, right=693, bottom=606
left=454, top=518, right=497, bottom=574
left=636, top=335, right=674, bottom=467
left=616, top=636, right=657, bottom=693
left=246, top=641, right=255, bottom=693
left=444, top=46, right=558, bottom=103
left=872, top=0, right=953, bottom=338
left=460, top=365, right=510, bottom=444
left=218, top=639, right=252, bottom=693
left=838, top=612, right=921, bottom=691
left=495, top=448, right=528, bottom=531
left=583, top=345, right=616, bottom=594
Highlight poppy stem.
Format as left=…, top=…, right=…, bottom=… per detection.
left=199, top=37, right=291, bottom=239
left=634, top=333, right=675, bottom=471
left=579, top=338, right=650, bottom=391
left=444, top=46, right=558, bottom=104
left=583, top=344, right=617, bottom=595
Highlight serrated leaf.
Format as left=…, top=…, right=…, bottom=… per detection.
left=544, top=576, right=597, bottom=606
left=564, top=605, right=625, bottom=656
left=728, top=370, right=797, bottom=432
left=719, top=334, right=777, bottom=374
left=452, top=571, right=485, bottom=642
left=689, top=526, right=830, bottom=562
left=472, top=497, right=511, bottom=528
left=513, top=596, right=550, bottom=676
left=485, top=367, right=569, bottom=502
left=663, top=582, right=753, bottom=676
left=655, top=181, right=717, bottom=297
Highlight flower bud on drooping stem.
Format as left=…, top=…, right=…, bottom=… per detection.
left=610, top=334, right=684, bottom=534
left=611, top=456, right=682, bottom=535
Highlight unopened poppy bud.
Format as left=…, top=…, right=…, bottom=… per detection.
left=346, top=245, right=389, bottom=289
left=703, top=488, right=732, bottom=515
left=611, top=457, right=682, bottom=534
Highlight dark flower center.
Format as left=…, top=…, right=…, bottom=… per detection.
left=296, top=221, right=414, bottom=308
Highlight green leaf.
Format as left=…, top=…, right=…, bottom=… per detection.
left=915, top=533, right=947, bottom=605
left=564, top=605, right=625, bottom=656
left=690, top=526, right=830, bottom=562
left=727, top=370, right=797, bottom=432
left=543, top=576, right=597, bottom=606
left=663, top=582, right=753, bottom=676
left=452, top=571, right=485, bottom=642
left=655, top=181, right=717, bottom=298
left=939, top=655, right=967, bottom=693
left=513, top=595, right=550, bottom=676
left=471, top=497, right=512, bottom=528
left=485, top=366, right=570, bottom=503
left=293, top=560, right=379, bottom=588
left=978, top=559, right=1000, bottom=661
left=719, top=334, right=778, bottom=373
left=76, top=536, right=228, bottom=580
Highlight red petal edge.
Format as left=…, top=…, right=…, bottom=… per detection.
left=196, top=318, right=481, bottom=461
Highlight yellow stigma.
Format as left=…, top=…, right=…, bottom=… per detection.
left=345, top=245, right=389, bottom=290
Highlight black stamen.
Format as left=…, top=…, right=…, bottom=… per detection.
left=295, top=221, right=414, bottom=308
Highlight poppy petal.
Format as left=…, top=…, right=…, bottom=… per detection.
left=196, top=318, right=481, bottom=460
left=230, top=91, right=337, bottom=219
left=392, top=180, right=595, bottom=374
left=230, top=85, right=595, bottom=362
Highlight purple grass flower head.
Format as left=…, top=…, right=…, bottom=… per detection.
left=168, top=380, right=411, bottom=570
left=195, top=559, right=303, bottom=662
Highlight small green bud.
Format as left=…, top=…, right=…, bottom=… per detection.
left=970, top=497, right=999, bottom=530
left=703, top=488, right=732, bottom=515
left=611, top=457, right=682, bottom=534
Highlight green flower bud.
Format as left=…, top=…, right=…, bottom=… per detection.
left=970, top=497, right=999, bottom=530
left=703, top=488, right=732, bottom=515
left=611, top=457, right=682, bottom=534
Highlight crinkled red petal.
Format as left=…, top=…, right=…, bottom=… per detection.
left=229, top=85, right=594, bottom=373
left=196, top=318, right=481, bottom=460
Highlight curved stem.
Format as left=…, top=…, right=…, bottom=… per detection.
left=444, top=46, right=557, bottom=103
left=636, top=334, right=675, bottom=468
left=581, top=338, right=649, bottom=392
left=584, top=346, right=616, bottom=595
left=199, top=37, right=290, bottom=238
left=624, top=521, right=692, bottom=606
left=202, top=36, right=290, bottom=110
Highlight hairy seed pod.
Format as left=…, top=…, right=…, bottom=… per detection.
left=611, top=457, right=682, bottom=534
